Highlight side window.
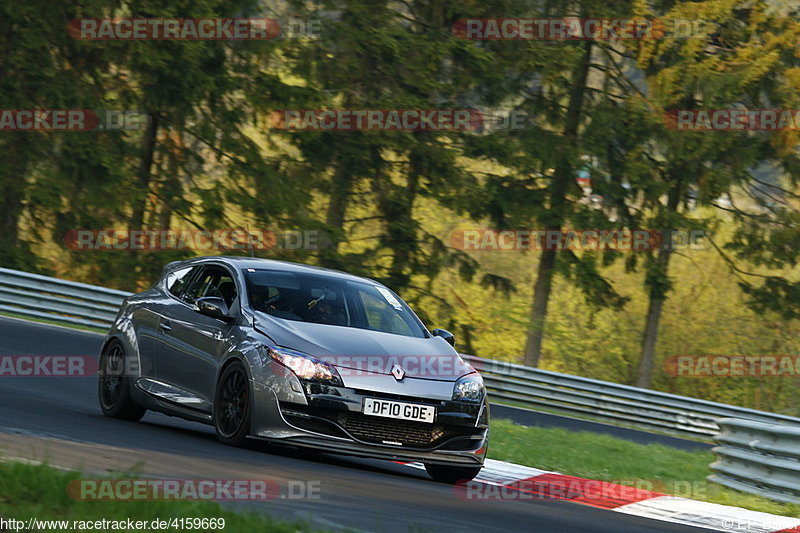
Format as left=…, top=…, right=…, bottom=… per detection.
left=216, top=274, right=238, bottom=307
left=166, top=267, right=197, bottom=298
left=183, top=269, right=216, bottom=304
left=182, top=266, right=238, bottom=307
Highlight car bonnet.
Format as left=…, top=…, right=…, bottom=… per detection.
left=253, top=312, right=474, bottom=382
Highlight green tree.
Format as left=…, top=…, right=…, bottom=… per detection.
left=630, top=0, right=800, bottom=387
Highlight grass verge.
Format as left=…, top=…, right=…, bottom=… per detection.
left=487, top=418, right=800, bottom=518
left=0, top=461, right=322, bottom=533
left=491, top=399, right=712, bottom=444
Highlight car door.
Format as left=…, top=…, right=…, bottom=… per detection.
left=137, top=265, right=199, bottom=383
left=156, top=264, right=239, bottom=407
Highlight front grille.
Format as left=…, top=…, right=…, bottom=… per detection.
left=342, top=412, right=446, bottom=447
left=280, top=401, right=483, bottom=449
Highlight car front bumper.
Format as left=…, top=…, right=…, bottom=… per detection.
left=250, top=380, right=488, bottom=466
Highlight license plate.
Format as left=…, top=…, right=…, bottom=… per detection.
left=363, top=398, right=436, bottom=423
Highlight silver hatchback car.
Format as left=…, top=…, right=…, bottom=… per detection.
left=98, top=257, right=488, bottom=482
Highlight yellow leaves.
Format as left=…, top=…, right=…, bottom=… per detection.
left=770, top=130, right=800, bottom=158
left=783, top=68, right=800, bottom=93
left=737, top=49, right=780, bottom=87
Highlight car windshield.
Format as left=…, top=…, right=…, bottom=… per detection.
left=244, top=269, right=427, bottom=338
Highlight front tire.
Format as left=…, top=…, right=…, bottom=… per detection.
left=98, top=340, right=146, bottom=421
left=424, top=463, right=482, bottom=484
left=213, top=360, right=252, bottom=446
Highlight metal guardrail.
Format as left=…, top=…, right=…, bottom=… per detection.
left=461, top=355, right=800, bottom=438
left=709, top=418, right=800, bottom=503
left=0, top=267, right=130, bottom=329
left=1, top=267, right=799, bottom=441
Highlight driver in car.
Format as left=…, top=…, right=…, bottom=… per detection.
left=306, top=291, right=347, bottom=325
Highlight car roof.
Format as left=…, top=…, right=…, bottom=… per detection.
left=169, top=256, right=383, bottom=286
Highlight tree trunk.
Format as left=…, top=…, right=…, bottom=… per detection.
left=636, top=247, right=672, bottom=388
left=385, top=149, right=420, bottom=290
left=635, top=174, right=684, bottom=388
left=0, top=137, right=32, bottom=269
left=0, top=177, right=26, bottom=268
left=123, top=113, right=159, bottom=291
left=158, top=151, right=180, bottom=230
left=522, top=40, right=593, bottom=367
left=523, top=249, right=557, bottom=366
left=129, top=113, right=159, bottom=232
left=319, top=163, right=353, bottom=268
left=369, top=145, right=419, bottom=292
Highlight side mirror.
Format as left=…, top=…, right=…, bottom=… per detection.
left=196, top=297, right=231, bottom=321
left=432, top=328, right=455, bottom=347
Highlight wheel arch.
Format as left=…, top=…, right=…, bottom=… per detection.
left=100, top=335, right=122, bottom=355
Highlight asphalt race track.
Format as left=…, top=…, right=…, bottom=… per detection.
left=0, top=316, right=710, bottom=532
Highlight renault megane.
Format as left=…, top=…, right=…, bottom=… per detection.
left=98, top=256, right=488, bottom=482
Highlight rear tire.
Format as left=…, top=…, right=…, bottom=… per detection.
left=213, top=360, right=252, bottom=446
left=98, top=340, right=146, bottom=421
left=424, top=463, right=482, bottom=484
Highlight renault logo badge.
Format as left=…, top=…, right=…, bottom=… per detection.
left=391, top=364, right=405, bottom=381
